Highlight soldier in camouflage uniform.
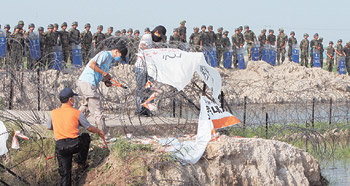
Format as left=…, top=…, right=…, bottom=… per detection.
left=38, top=27, right=45, bottom=64
left=326, top=41, right=335, bottom=72
left=9, top=25, right=25, bottom=70
left=144, top=27, right=150, bottom=35
left=44, top=24, right=56, bottom=68
left=169, top=28, right=181, bottom=45
left=178, top=20, right=187, bottom=43
left=243, top=25, right=256, bottom=61
left=115, top=30, right=121, bottom=37
left=258, top=29, right=267, bottom=60
left=335, top=39, right=343, bottom=72
left=105, top=27, right=113, bottom=38
left=288, top=31, right=297, bottom=62
left=232, top=28, right=241, bottom=68
left=69, top=22, right=81, bottom=63
left=17, top=20, right=25, bottom=36
left=267, top=29, right=276, bottom=46
left=52, top=23, right=60, bottom=46
left=3, top=24, right=11, bottom=68
left=207, top=25, right=216, bottom=49
left=25, top=23, right=36, bottom=70
left=189, top=27, right=201, bottom=52
left=92, top=25, right=105, bottom=52
left=319, top=38, right=324, bottom=68
left=343, top=42, right=350, bottom=75
left=121, top=29, right=126, bottom=36
left=300, top=33, right=309, bottom=67
left=134, top=30, right=140, bottom=43
left=80, top=23, right=93, bottom=65
left=238, top=26, right=245, bottom=48
left=222, top=31, right=231, bottom=62
left=309, top=33, right=319, bottom=67
left=58, top=22, right=70, bottom=64
left=215, top=27, right=224, bottom=65
left=199, top=25, right=210, bottom=52
left=276, top=28, right=288, bottom=65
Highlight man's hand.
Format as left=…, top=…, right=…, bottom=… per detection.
left=103, top=73, right=112, bottom=81
left=98, top=129, right=105, bottom=140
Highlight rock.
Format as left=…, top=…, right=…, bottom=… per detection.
left=146, top=138, right=327, bottom=186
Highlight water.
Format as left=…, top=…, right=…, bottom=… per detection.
left=322, top=159, right=350, bottom=185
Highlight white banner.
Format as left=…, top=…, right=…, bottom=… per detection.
left=0, top=121, right=8, bottom=156
left=142, top=48, right=222, bottom=104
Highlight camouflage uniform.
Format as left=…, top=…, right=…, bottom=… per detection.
left=300, top=34, right=309, bottom=67
left=215, top=27, right=224, bottom=65
left=288, top=32, right=297, bottom=62
left=58, top=22, right=70, bottom=63
left=343, top=43, right=350, bottom=75
left=232, top=29, right=241, bottom=68
left=258, top=29, right=267, bottom=60
left=243, top=26, right=256, bottom=61
left=3, top=25, right=11, bottom=68
left=178, top=20, right=187, bottom=43
left=92, top=26, right=105, bottom=53
left=44, top=25, right=56, bottom=68
left=326, top=42, right=335, bottom=72
left=80, top=24, right=93, bottom=65
left=335, top=40, right=343, bottom=72
left=207, top=25, right=216, bottom=48
left=238, top=26, right=245, bottom=48
left=310, top=34, right=319, bottom=67
left=318, top=38, right=324, bottom=68
left=9, top=27, right=25, bottom=70
left=169, top=28, right=181, bottom=45
left=68, top=22, right=81, bottom=63
left=189, top=28, right=201, bottom=52
left=105, top=27, right=113, bottom=39
left=38, top=27, right=45, bottom=66
left=276, top=29, right=288, bottom=65
left=222, top=31, right=231, bottom=53
left=267, top=30, right=276, bottom=46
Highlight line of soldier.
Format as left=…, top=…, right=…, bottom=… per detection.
left=0, top=20, right=144, bottom=70
left=169, top=20, right=350, bottom=74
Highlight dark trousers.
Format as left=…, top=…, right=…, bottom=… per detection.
left=55, top=133, right=91, bottom=186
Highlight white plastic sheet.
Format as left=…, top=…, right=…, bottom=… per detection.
left=0, top=121, right=8, bottom=156
left=143, top=48, right=222, bottom=104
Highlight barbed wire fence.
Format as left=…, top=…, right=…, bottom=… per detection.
left=0, top=36, right=349, bottom=185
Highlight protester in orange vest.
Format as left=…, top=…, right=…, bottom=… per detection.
left=47, top=88, right=105, bottom=186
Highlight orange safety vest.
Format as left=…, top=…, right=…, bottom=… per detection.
left=51, top=104, right=81, bottom=141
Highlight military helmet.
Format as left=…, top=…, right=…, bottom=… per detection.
left=244, top=25, right=249, bottom=29
left=48, top=24, right=54, bottom=29
left=180, top=20, right=186, bottom=25
left=235, top=28, right=240, bottom=32
left=338, top=39, right=342, bottom=43
left=261, top=29, right=266, bottom=33
left=72, top=21, right=78, bottom=26
left=346, top=42, right=350, bottom=46
left=290, top=31, right=295, bottom=35
left=127, top=28, right=133, bottom=33
left=134, top=29, right=140, bottom=34
left=223, top=30, right=229, bottom=35
left=279, top=28, right=284, bottom=32
left=97, top=25, right=103, bottom=29
left=239, top=26, right=243, bottom=30
left=53, top=23, right=59, bottom=28
left=269, top=29, right=274, bottom=33
left=193, top=27, right=199, bottom=30
left=61, top=22, right=67, bottom=27
left=85, top=23, right=91, bottom=28
left=304, top=33, right=309, bottom=37
left=208, top=25, right=213, bottom=29
left=144, top=27, right=150, bottom=32
left=319, top=37, right=323, bottom=41
left=28, top=23, right=35, bottom=28
left=18, top=20, right=24, bottom=25
left=38, top=27, right=44, bottom=31
left=217, top=27, right=223, bottom=32
left=15, top=25, right=21, bottom=29
left=121, top=29, right=126, bottom=33
left=201, top=25, right=206, bottom=29
left=4, top=24, right=10, bottom=29
left=314, top=33, right=318, bottom=37
left=108, top=27, right=113, bottom=30
left=115, top=30, right=121, bottom=34
left=329, top=41, right=334, bottom=44
left=173, top=28, right=178, bottom=32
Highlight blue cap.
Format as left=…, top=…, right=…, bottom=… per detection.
left=59, top=88, right=78, bottom=99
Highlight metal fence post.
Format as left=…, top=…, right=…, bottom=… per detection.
left=37, top=68, right=40, bottom=111
left=243, top=96, right=247, bottom=133
left=329, top=98, right=332, bottom=127
left=312, top=98, right=315, bottom=129
left=265, top=112, right=269, bottom=139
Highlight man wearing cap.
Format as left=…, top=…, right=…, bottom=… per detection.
left=92, top=25, right=105, bottom=53
left=232, top=28, right=241, bottom=68
left=207, top=25, right=216, bottom=48
left=134, top=30, right=141, bottom=44
left=222, top=30, right=231, bottom=54
left=47, top=87, right=105, bottom=186
left=105, top=27, right=113, bottom=38
left=288, top=31, right=297, bottom=62
left=53, top=23, right=60, bottom=46
left=69, top=22, right=81, bottom=63
left=44, top=24, right=56, bottom=68
left=127, top=28, right=134, bottom=41
left=300, top=34, right=309, bottom=67
left=77, top=38, right=128, bottom=136
left=59, top=22, right=70, bottom=64
left=276, top=28, right=288, bottom=65
left=178, top=20, right=187, bottom=43
left=115, top=30, right=121, bottom=37
left=4, top=24, right=11, bottom=68
left=121, top=29, right=126, bottom=36
left=215, top=27, right=224, bottom=65
left=238, top=26, right=244, bottom=48
left=335, top=39, right=343, bottom=72
left=343, top=42, right=350, bottom=75
left=189, top=27, right=201, bottom=51
left=9, top=25, right=25, bottom=70
left=169, top=28, right=181, bottom=45
left=310, top=33, right=319, bottom=67
left=318, top=38, right=324, bottom=68
left=24, top=23, right=36, bottom=70
left=144, top=28, right=150, bottom=35
left=244, top=25, right=256, bottom=61
left=38, top=27, right=45, bottom=63
left=81, top=23, right=93, bottom=65
left=326, top=41, right=335, bottom=72
left=258, top=29, right=267, bottom=60
left=17, top=20, right=25, bottom=36
left=199, top=25, right=209, bottom=51
left=267, top=29, right=276, bottom=46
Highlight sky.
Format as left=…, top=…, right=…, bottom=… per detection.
left=2, top=0, right=350, bottom=44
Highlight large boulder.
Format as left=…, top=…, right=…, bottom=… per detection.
left=147, top=138, right=327, bottom=186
